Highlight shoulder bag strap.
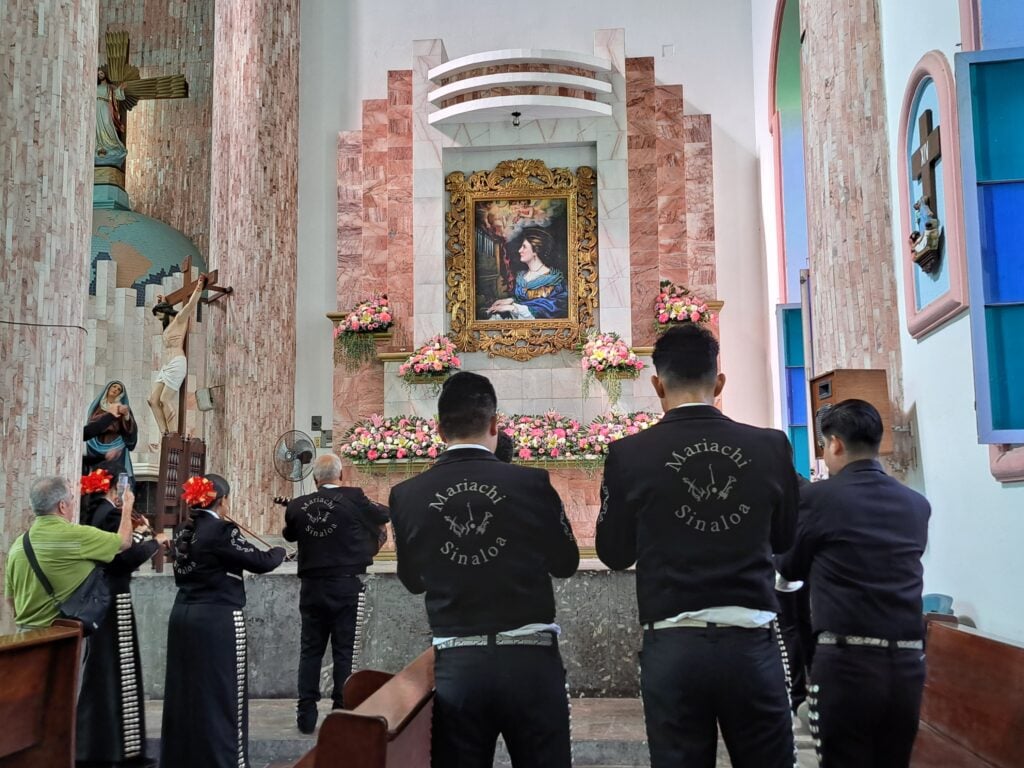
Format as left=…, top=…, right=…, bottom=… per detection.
left=21, top=532, right=58, bottom=601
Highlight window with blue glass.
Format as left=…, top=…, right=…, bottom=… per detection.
left=779, top=305, right=810, bottom=477
left=956, top=48, right=1024, bottom=441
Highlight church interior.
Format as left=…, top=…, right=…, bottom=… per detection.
left=2, top=0, right=1023, bottom=765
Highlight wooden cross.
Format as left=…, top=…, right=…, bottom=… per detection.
left=102, top=30, right=189, bottom=136
left=161, top=257, right=232, bottom=434
left=911, top=109, right=942, bottom=210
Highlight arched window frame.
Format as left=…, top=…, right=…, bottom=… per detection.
left=897, top=51, right=969, bottom=339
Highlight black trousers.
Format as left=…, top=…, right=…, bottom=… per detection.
left=777, top=587, right=813, bottom=709
left=809, top=644, right=926, bottom=767
left=297, top=577, right=363, bottom=712
left=431, top=640, right=571, bottom=768
left=640, top=626, right=794, bottom=768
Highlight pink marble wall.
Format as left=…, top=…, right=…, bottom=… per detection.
left=683, top=115, right=717, bottom=299
left=206, top=0, right=299, bottom=534
left=627, top=60, right=718, bottom=343
left=0, top=0, right=97, bottom=631
left=656, top=85, right=688, bottom=286
left=97, top=0, right=215, bottom=258
left=626, top=58, right=660, bottom=348
left=798, top=0, right=902, bottom=406
left=386, top=71, right=415, bottom=352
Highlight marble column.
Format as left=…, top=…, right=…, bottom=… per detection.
left=0, top=0, right=97, bottom=631
left=206, top=0, right=299, bottom=534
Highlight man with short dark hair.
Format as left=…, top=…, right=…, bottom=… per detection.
left=779, top=399, right=930, bottom=766
left=283, top=453, right=389, bottom=733
left=5, top=476, right=134, bottom=630
left=597, top=323, right=799, bottom=767
left=390, top=371, right=579, bottom=768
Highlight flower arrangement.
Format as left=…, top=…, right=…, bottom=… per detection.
left=580, top=330, right=645, bottom=405
left=81, top=468, right=113, bottom=496
left=333, top=293, right=394, bottom=368
left=584, top=411, right=660, bottom=450
left=182, top=475, right=218, bottom=507
left=654, top=280, right=715, bottom=332
left=500, top=413, right=587, bottom=461
left=339, top=414, right=445, bottom=463
left=339, top=411, right=663, bottom=465
left=397, top=335, right=461, bottom=392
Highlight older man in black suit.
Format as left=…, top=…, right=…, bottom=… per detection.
left=390, top=371, right=579, bottom=768
left=597, top=322, right=799, bottom=768
left=778, top=399, right=930, bottom=767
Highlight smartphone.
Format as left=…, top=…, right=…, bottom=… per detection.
left=117, top=473, right=130, bottom=500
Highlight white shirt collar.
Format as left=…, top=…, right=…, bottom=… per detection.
left=670, top=402, right=710, bottom=410
left=445, top=443, right=492, bottom=453
left=201, top=508, right=220, bottom=519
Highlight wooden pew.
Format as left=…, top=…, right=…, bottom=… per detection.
left=911, top=622, right=1024, bottom=767
left=292, top=648, right=435, bottom=768
left=0, top=620, right=83, bottom=768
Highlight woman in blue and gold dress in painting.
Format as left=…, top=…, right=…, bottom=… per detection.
left=487, top=227, right=568, bottom=319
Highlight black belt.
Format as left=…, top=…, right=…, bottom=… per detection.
left=817, top=631, right=923, bottom=650
left=434, top=632, right=556, bottom=650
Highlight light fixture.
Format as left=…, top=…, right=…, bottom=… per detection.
left=511, top=111, right=521, bottom=127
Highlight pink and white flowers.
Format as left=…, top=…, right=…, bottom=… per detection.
left=397, top=335, right=462, bottom=382
left=334, top=293, right=393, bottom=336
left=340, top=411, right=663, bottom=463
left=654, top=280, right=715, bottom=330
left=580, top=331, right=644, bottom=375
left=339, top=414, right=444, bottom=462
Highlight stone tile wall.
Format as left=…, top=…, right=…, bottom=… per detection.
left=206, top=0, right=300, bottom=533
left=0, top=0, right=97, bottom=631
left=798, top=0, right=903, bottom=404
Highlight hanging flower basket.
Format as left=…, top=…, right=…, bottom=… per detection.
left=580, top=330, right=645, bottom=407
left=398, top=335, right=461, bottom=394
left=653, top=280, right=716, bottom=335
left=331, top=293, right=394, bottom=369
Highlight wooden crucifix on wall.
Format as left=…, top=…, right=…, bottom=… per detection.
left=909, top=109, right=943, bottom=274
left=148, top=256, right=231, bottom=436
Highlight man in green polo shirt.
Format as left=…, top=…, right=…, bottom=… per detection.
left=5, top=475, right=133, bottom=630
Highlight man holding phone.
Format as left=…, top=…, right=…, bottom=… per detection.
left=5, top=475, right=134, bottom=630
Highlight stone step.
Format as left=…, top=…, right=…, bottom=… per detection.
left=146, top=698, right=817, bottom=767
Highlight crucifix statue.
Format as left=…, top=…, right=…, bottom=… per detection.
left=148, top=257, right=232, bottom=436
left=96, top=30, right=189, bottom=170
left=908, top=109, right=943, bottom=274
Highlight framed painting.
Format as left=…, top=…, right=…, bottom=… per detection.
left=445, top=158, right=598, bottom=361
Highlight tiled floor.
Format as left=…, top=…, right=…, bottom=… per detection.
left=146, top=698, right=818, bottom=767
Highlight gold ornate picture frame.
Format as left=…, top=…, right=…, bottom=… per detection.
left=445, top=158, right=598, bottom=361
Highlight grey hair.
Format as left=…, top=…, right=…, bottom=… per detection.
left=312, top=454, right=343, bottom=485
left=30, top=476, right=71, bottom=516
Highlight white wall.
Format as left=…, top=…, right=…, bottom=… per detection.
left=750, top=0, right=784, bottom=428
left=878, top=0, right=1024, bottom=641
left=296, top=0, right=773, bottom=431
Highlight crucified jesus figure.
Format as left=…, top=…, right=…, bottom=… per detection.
left=148, top=275, right=206, bottom=434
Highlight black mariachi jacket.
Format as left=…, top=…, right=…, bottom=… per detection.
left=778, top=459, right=930, bottom=640
left=597, top=405, right=799, bottom=624
left=172, top=512, right=285, bottom=608
left=88, top=499, right=160, bottom=594
left=389, top=447, right=579, bottom=636
left=282, top=485, right=389, bottom=577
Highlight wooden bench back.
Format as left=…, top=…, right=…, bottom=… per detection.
left=0, top=621, right=82, bottom=768
left=918, top=622, right=1024, bottom=767
left=291, top=648, right=435, bottom=768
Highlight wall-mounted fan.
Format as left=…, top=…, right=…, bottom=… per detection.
left=273, top=430, right=316, bottom=483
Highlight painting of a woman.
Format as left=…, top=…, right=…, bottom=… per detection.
left=486, top=228, right=568, bottom=320
left=83, top=380, right=138, bottom=480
